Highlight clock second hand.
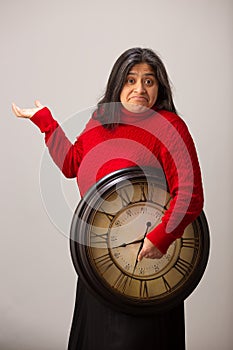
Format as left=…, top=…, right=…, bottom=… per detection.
left=131, top=221, right=151, bottom=278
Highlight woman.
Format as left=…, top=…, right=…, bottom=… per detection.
left=12, top=47, right=203, bottom=350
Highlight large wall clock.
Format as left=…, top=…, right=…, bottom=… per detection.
left=70, top=167, right=210, bottom=315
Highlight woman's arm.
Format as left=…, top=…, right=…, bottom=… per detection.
left=146, top=117, right=204, bottom=255
left=12, top=101, right=82, bottom=178
left=138, top=115, right=204, bottom=260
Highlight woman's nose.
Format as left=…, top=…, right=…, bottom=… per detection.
left=134, top=81, right=146, bottom=93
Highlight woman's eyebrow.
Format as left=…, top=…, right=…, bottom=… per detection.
left=128, top=71, right=155, bottom=76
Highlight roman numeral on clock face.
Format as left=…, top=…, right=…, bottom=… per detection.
left=162, top=275, right=172, bottom=292
left=181, top=237, right=199, bottom=250
left=113, top=273, right=130, bottom=293
left=147, top=183, right=156, bottom=202
left=117, top=188, right=131, bottom=207
left=90, top=231, right=108, bottom=247
left=99, top=206, right=115, bottom=222
left=139, top=280, right=149, bottom=298
left=140, top=183, right=148, bottom=201
left=94, top=253, right=114, bottom=274
left=174, top=257, right=193, bottom=276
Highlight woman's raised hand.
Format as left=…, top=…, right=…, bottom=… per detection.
left=12, top=100, right=44, bottom=119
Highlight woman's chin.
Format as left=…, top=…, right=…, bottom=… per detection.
left=122, top=103, right=150, bottom=114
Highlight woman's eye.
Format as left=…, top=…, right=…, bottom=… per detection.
left=145, top=79, right=154, bottom=86
left=127, top=78, right=135, bottom=84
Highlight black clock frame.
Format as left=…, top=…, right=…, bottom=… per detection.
left=70, top=167, right=210, bottom=315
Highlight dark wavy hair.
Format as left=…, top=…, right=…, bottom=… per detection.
left=95, top=47, right=177, bottom=129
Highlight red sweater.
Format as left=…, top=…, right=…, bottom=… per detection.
left=30, top=107, right=204, bottom=254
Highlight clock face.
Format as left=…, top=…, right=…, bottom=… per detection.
left=70, top=167, right=209, bottom=315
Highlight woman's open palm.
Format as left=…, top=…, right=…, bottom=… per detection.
left=12, top=100, right=44, bottom=119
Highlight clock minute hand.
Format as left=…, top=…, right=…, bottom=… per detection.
left=131, top=221, right=151, bottom=276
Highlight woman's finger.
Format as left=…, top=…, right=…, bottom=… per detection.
left=35, top=100, right=43, bottom=108
left=12, top=103, right=23, bottom=117
left=137, top=248, right=146, bottom=262
left=137, top=238, right=163, bottom=261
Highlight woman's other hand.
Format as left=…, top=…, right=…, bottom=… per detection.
left=138, top=237, right=163, bottom=261
left=12, top=100, right=44, bottom=119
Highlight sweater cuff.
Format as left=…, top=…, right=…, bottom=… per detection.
left=146, top=223, right=177, bottom=254
left=30, top=107, right=57, bottom=133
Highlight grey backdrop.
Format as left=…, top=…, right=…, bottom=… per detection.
left=1, top=0, right=232, bottom=349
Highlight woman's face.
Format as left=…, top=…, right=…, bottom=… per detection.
left=120, top=63, right=158, bottom=113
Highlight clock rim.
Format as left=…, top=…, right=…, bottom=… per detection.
left=70, top=166, right=210, bottom=315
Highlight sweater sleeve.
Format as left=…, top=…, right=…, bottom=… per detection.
left=146, top=117, right=204, bottom=254
left=30, top=107, right=83, bottom=178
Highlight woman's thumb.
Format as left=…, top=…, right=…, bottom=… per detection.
left=35, top=100, right=43, bottom=108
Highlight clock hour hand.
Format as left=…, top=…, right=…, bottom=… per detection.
left=116, top=238, right=144, bottom=248
left=131, top=221, right=151, bottom=276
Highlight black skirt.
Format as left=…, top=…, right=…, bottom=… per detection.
left=68, top=278, right=186, bottom=350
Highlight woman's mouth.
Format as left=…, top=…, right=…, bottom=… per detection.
left=130, top=96, right=148, bottom=103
